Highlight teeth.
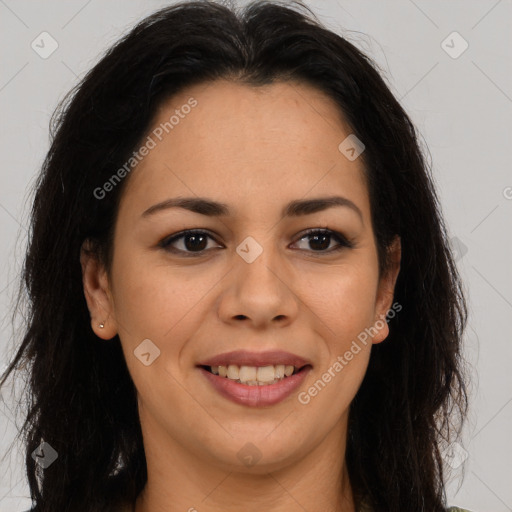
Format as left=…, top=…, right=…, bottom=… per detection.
left=284, top=365, right=294, bottom=377
left=209, top=364, right=299, bottom=385
left=239, top=365, right=257, bottom=382
left=256, top=365, right=276, bottom=383
left=227, top=365, right=239, bottom=380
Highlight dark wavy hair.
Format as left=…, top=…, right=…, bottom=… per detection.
left=1, top=1, right=468, bottom=511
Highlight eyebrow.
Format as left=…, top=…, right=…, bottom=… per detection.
left=141, top=195, right=363, bottom=222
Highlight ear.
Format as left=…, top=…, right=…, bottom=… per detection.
left=372, top=235, right=401, bottom=344
left=80, top=239, right=118, bottom=340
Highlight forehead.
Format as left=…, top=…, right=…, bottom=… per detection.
left=120, top=79, right=369, bottom=220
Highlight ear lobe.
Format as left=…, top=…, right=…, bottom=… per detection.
left=372, top=236, right=401, bottom=344
left=80, top=240, right=117, bottom=340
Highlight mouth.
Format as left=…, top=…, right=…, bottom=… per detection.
left=196, top=349, right=313, bottom=406
left=197, top=363, right=313, bottom=407
left=198, top=363, right=310, bottom=386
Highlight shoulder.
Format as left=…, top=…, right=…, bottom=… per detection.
left=23, top=502, right=133, bottom=512
left=103, top=498, right=132, bottom=512
left=359, top=506, right=474, bottom=512
left=112, top=498, right=133, bottom=512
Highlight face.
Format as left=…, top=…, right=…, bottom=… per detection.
left=82, top=79, right=400, bottom=476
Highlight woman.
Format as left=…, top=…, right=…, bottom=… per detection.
left=1, top=1, right=471, bottom=511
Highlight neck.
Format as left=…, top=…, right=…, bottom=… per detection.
left=133, top=413, right=355, bottom=512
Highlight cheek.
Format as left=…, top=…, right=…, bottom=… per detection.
left=297, top=266, right=376, bottom=418
left=110, top=251, right=223, bottom=345
left=301, top=262, right=379, bottom=344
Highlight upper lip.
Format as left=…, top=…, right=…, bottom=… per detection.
left=197, top=350, right=312, bottom=369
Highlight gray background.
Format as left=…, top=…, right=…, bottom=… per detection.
left=0, top=0, right=511, bottom=510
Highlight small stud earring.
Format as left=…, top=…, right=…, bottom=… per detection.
left=99, top=323, right=105, bottom=329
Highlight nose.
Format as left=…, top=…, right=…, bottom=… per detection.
left=216, top=241, right=299, bottom=329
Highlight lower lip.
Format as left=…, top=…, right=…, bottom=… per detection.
left=198, top=366, right=312, bottom=407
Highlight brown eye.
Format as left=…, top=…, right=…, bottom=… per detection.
left=160, top=230, right=222, bottom=256
left=291, top=229, right=353, bottom=253
left=159, top=228, right=353, bottom=257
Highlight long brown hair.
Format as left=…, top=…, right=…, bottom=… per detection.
left=1, top=2, right=468, bottom=510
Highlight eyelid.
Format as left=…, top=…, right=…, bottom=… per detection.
left=291, top=228, right=354, bottom=251
left=159, top=227, right=354, bottom=256
left=159, top=228, right=222, bottom=254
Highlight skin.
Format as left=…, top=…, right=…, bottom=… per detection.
left=81, top=79, right=401, bottom=512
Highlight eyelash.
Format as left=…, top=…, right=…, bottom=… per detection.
left=159, top=228, right=354, bottom=257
